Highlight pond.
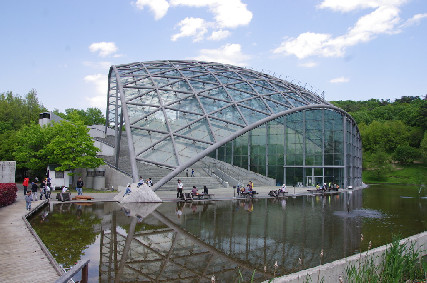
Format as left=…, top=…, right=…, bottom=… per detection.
left=29, top=184, right=427, bottom=282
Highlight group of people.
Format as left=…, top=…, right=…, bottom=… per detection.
left=23, top=176, right=85, bottom=210
left=137, top=176, right=153, bottom=188
left=236, top=181, right=256, bottom=196
left=315, top=182, right=340, bottom=192
left=185, top=168, right=195, bottom=177
left=23, top=177, right=52, bottom=210
left=176, top=179, right=208, bottom=199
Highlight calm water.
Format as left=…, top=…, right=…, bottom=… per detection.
left=29, top=184, right=427, bottom=282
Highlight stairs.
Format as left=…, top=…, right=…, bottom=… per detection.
left=96, top=133, right=223, bottom=190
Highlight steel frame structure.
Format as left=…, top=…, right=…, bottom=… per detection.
left=105, top=60, right=361, bottom=189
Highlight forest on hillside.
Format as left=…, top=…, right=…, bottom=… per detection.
left=331, top=96, right=427, bottom=181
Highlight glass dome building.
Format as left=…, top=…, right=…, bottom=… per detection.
left=106, top=60, right=361, bottom=190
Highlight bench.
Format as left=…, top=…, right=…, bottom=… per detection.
left=190, top=193, right=215, bottom=200
left=182, top=193, right=193, bottom=202
left=72, top=195, right=94, bottom=200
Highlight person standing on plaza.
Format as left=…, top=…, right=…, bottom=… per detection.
left=31, top=181, right=38, bottom=201
left=25, top=191, right=33, bottom=211
left=177, top=179, right=183, bottom=199
left=76, top=177, right=84, bottom=196
left=191, top=168, right=195, bottom=177
left=22, top=177, right=29, bottom=196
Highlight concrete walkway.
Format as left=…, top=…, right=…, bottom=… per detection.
left=0, top=189, right=60, bottom=283
left=0, top=184, right=345, bottom=282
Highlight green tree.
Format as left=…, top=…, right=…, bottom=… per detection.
left=393, top=145, right=419, bottom=165
left=420, top=132, right=427, bottom=162
left=14, top=123, right=49, bottom=170
left=53, top=107, right=106, bottom=126
left=14, top=120, right=104, bottom=172
left=359, top=120, right=410, bottom=153
left=366, top=151, right=393, bottom=180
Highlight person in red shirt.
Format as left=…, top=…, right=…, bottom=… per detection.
left=22, top=177, right=29, bottom=196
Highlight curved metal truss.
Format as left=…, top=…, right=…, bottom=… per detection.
left=105, top=60, right=357, bottom=188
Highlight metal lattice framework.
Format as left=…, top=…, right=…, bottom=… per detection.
left=106, top=60, right=356, bottom=188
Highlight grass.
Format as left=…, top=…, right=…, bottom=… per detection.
left=363, top=163, right=427, bottom=184
left=346, top=236, right=425, bottom=283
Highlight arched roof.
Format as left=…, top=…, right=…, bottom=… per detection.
left=106, top=60, right=354, bottom=187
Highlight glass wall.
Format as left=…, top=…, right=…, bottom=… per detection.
left=213, top=108, right=362, bottom=188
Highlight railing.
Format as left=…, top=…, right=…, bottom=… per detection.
left=55, top=260, right=90, bottom=283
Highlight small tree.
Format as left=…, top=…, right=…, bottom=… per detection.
left=45, top=120, right=104, bottom=172
left=367, top=151, right=393, bottom=180
left=14, top=120, right=104, bottom=173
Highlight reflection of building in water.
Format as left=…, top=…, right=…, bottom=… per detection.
left=97, top=194, right=363, bottom=281
left=99, top=209, right=271, bottom=282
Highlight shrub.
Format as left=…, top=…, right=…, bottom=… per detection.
left=0, top=183, right=18, bottom=207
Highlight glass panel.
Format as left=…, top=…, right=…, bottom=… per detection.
left=133, top=111, right=169, bottom=132
left=198, top=86, right=231, bottom=101
left=167, top=80, right=193, bottom=92
left=132, top=129, right=168, bottom=153
left=158, top=90, right=188, bottom=104
left=138, top=138, right=179, bottom=167
left=126, top=90, right=160, bottom=105
left=264, top=98, right=289, bottom=114
left=214, top=73, right=239, bottom=84
left=174, top=137, right=209, bottom=165
left=199, top=97, right=230, bottom=114
left=176, top=118, right=215, bottom=143
left=210, top=105, right=245, bottom=126
left=238, top=106, right=268, bottom=125
left=128, top=105, right=159, bottom=125
left=165, top=110, right=202, bottom=132
left=240, top=98, right=270, bottom=114
left=210, top=118, right=243, bottom=141
left=225, top=87, right=253, bottom=101
left=167, top=97, right=203, bottom=114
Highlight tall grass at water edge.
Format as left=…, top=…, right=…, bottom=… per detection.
left=346, top=236, right=426, bottom=282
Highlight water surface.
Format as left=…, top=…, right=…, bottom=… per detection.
left=30, top=184, right=427, bottom=282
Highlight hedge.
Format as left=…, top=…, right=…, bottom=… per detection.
left=0, top=183, right=18, bottom=207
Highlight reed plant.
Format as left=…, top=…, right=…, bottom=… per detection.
left=346, top=235, right=425, bottom=282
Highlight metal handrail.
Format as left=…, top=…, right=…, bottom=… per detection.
left=55, top=259, right=90, bottom=283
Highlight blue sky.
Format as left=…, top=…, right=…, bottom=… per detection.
left=1, top=0, right=426, bottom=112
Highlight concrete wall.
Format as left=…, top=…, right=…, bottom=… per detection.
left=74, top=165, right=132, bottom=191
left=94, top=140, right=114, bottom=156
left=269, top=231, right=427, bottom=283
left=0, top=161, right=16, bottom=183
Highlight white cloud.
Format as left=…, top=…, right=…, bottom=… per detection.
left=84, top=74, right=108, bottom=109
left=138, top=0, right=252, bottom=42
left=208, top=29, right=231, bottom=40
left=171, top=17, right=209, bottom=42
left=299, top=61, right=318, bottom=68
left=274, top=1, right=408, bottom=59
left=401, top=13, right=427, bottom=28
left=170, top=0, right=252, bottom=28
left=133, top=0, right=169, bottom=20
left=317, top=0, right=407, bottom=12
left=192, top=43, right=251, bottom=66
left=330, top=76, right=350, bottom=83
left=89, top=42, right=118, bottom=57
